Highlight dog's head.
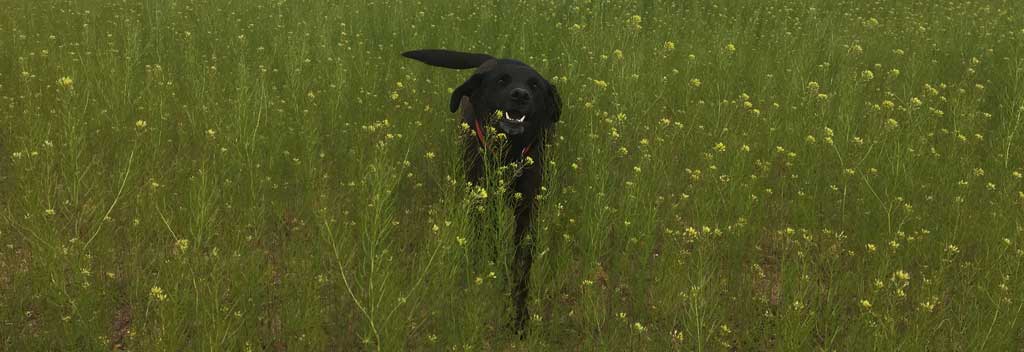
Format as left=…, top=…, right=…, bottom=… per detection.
left=450, top=59, right=561, bottom=136
left=403, top=49, right=561, bottom=137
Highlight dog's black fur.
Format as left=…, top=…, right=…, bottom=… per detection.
left=402, top=49, right=561, bottom=335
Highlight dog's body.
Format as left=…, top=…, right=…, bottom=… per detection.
left=402, top=49, right=561, bottom=334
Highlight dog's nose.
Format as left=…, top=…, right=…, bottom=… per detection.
left=510, top=88, right=531, bottom=101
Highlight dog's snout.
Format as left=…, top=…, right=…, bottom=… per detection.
left=510, top=88, right=531, bottom=101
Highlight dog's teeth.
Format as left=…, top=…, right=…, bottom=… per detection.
left=518, top=115, right=526, bottom=122
left=504, top=111, right=510, bottom=120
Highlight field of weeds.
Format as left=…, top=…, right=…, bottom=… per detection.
left=2, top=0, right=1023, bottom=350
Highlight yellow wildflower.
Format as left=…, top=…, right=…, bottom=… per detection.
left=470, top=186, right=488, bottom=200
left=861, top=70, right=874, bottom=81
left=150, top=286, right=168, bottom=301
left=175, top=239, right=189, bottom=253
left=57, top=76, right=73, bottom=88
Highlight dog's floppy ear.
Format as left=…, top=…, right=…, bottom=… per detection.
left=450, top=74, right=482, bottom=113
left=545, top=81, right=562, bottom=123
left=449, top=60, right=498, bottom=113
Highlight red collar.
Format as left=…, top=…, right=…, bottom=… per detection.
left=474, top=119, right=532, bottom=157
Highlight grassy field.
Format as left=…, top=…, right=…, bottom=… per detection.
left=2, top=0, right=1024, bottom=350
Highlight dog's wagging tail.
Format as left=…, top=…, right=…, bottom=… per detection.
left=401, top=49, right=496, bottom=69
left=402, top=49, right=562, bottom=336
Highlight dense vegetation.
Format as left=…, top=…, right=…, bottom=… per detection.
left=2, top=0, right=1023, bottom=350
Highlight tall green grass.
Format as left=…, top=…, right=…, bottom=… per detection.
left=2, top=0, right=1023, bottom=350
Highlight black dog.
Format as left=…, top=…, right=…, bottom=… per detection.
left=402, top=49, right=561, bottom=334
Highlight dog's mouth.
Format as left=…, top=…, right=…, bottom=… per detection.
left=494, top=109, right=528, bottom=135
left=498, top=109, right=527, bottom=124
